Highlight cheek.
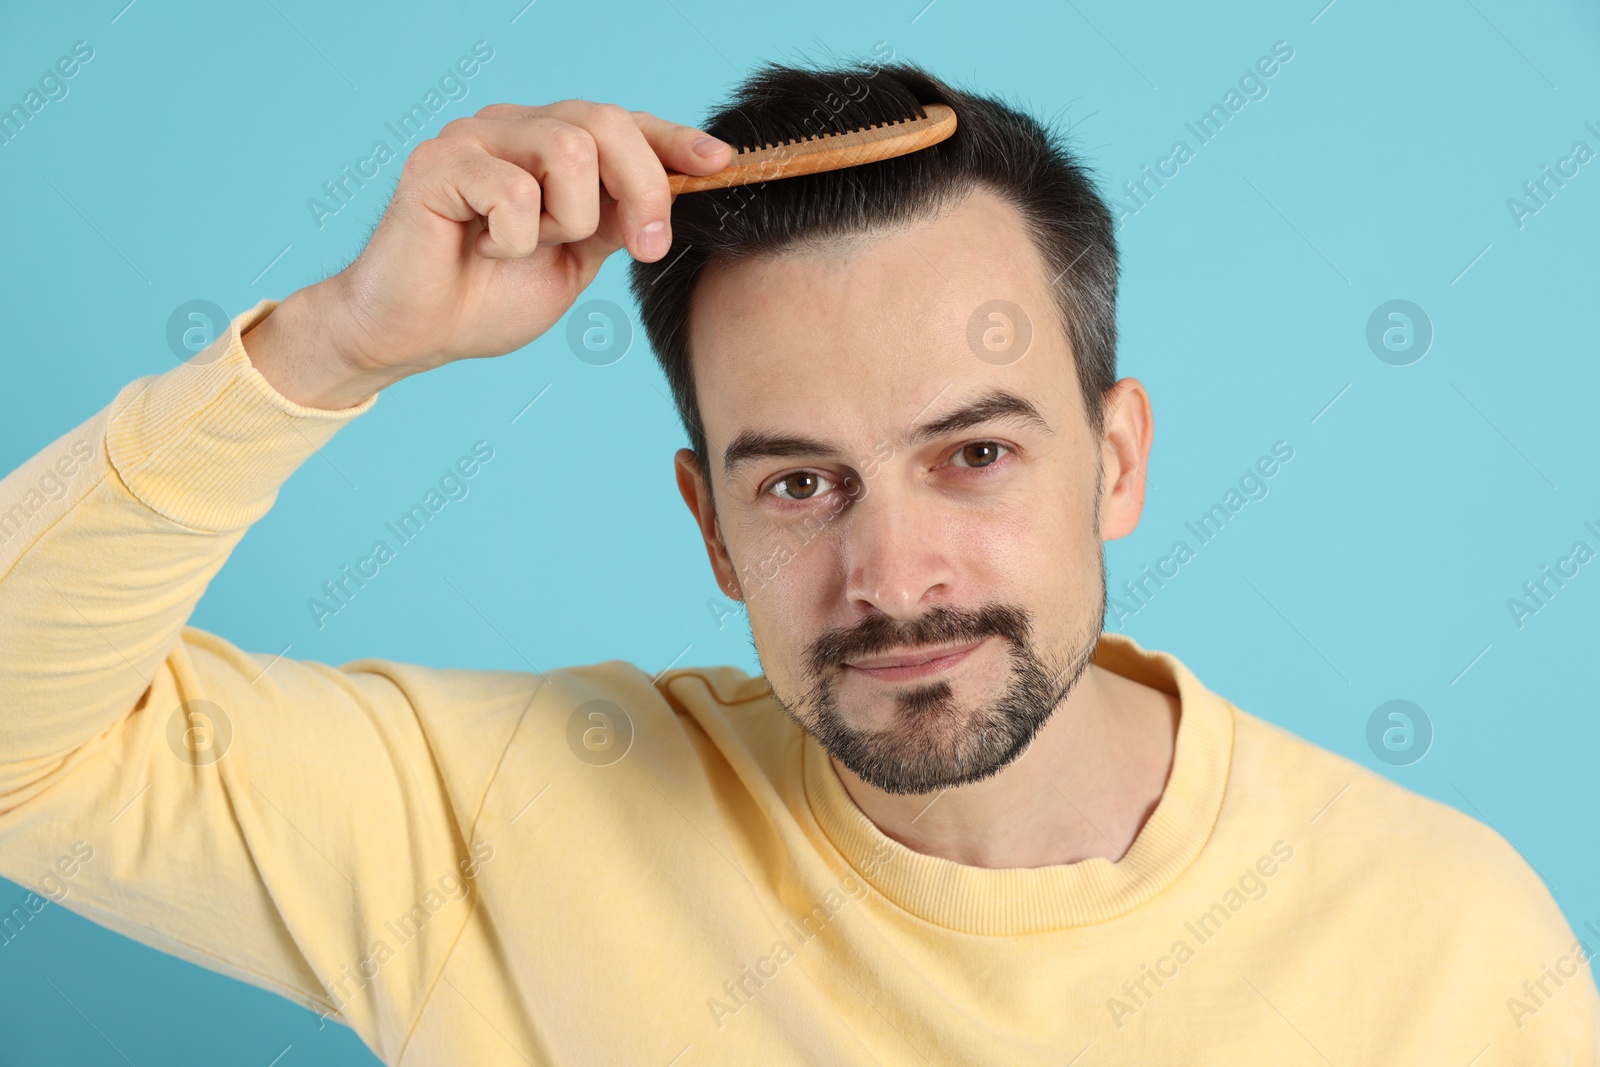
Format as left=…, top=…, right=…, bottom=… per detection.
left=960, top=485, right=1098, bottom=595
left=736, top=520, right=834, bottom=599
left=733, top=525, right=840, bottom=670
left=958, top=479, right=1054, bottom=546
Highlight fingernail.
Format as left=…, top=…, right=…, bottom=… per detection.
left=639, top=220, right=668, bottom=258
left=692, top=135, right=730, bottom=158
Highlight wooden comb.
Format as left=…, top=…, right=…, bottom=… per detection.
left=599, top=103, right=956, bottom=203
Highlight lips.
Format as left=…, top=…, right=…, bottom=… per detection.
left=842, top=638, right=986, bottom=681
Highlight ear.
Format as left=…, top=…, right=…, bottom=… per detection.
left=1096, top=377, right=1153, bottom=542
left=674, top=448, right=743, bottom=600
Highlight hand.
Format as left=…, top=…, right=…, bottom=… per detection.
left=243, top=101, right=733, bottom=409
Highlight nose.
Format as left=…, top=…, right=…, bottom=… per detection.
left=840, top=476, right=957, bottom=621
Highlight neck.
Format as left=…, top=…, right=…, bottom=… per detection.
left=828, top=661, right=1180, bottom=869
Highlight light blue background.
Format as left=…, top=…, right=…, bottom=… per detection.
left=2, top=0, right=1597, bottom=1062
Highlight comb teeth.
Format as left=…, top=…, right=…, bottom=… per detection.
left=726, top=101, right=931, bottom=156
left=658, top=101, right=956, bottom=197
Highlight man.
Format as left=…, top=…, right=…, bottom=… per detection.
left=0, top=60, right=1594, bottom=1065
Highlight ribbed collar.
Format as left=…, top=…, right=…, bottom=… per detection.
left=801, top=631, right=1234, bottom=935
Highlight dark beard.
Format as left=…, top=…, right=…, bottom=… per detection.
left=774, top=579, right=1106, bottom=796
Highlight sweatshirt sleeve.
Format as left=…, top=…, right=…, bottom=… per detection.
left=0, top=300, right=522, bottom=1061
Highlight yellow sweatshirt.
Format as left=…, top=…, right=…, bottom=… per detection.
left=1, top=298, right=1595, bottom=1066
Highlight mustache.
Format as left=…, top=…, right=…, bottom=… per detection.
left=808, top=604, right=1034, bottom=675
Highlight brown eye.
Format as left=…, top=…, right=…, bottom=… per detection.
left=952, top=442, right=1006, bottom=468
left=770, top=471, right=834, bottom=501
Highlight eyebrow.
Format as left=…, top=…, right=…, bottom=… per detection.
left=720, top=389, right=1054, bottom=484
left=912, top=389, right=1055, bottom=445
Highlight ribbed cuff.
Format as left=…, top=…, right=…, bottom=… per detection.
left=105, top=298, right=378, bottom=533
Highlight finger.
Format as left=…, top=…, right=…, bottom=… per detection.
left=459, top=102, right=733, bottom=262
left=460, top=106, right=661, bottom=260
left=626, top=109, right=735, bottom=176
left=477, top=101, right=733, bottom=176
left=564, top=202, right=631, bottom=282
left=456, top=154, right=549, bottom=260
left=452, top=116, right=603, bottom=247
left=434, top=129, right=622, bottom=283
left=406, top=140, right=548, bottom=259
left=538, top=101, right=681, bottom=261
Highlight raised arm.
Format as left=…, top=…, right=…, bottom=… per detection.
left=0, top=102, right=732, bottom=1058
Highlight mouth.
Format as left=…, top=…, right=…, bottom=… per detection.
left=842, top=637, right=986, bottom=683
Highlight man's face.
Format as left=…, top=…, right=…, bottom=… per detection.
left=677, top=187, right=1143, bottom=796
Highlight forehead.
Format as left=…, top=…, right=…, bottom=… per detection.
left=685, top=187, right=1074, bottom=471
